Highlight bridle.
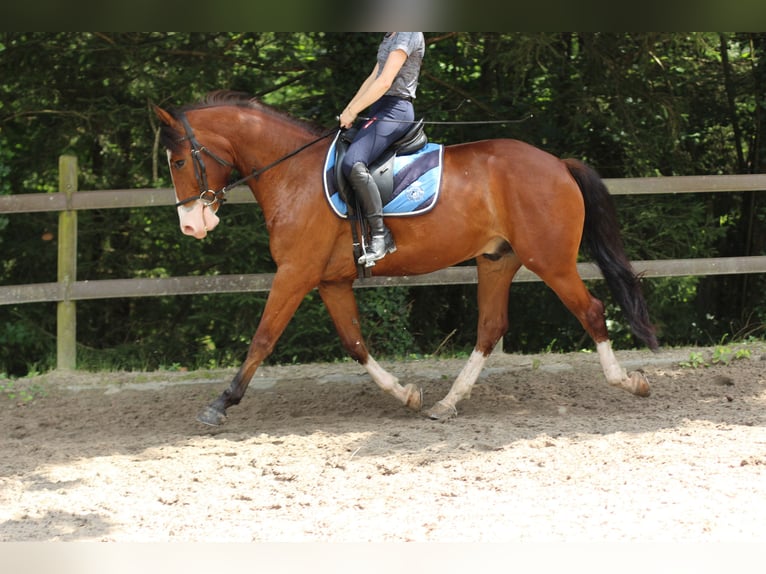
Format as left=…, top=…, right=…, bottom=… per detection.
left=173, top=111, right=336, bottom=210
left=174, top=113, right=235, bottom=209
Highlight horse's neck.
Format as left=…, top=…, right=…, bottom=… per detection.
left=235, top=114, right=317, bottom=172
left=232, top=111, right=325, bottom=216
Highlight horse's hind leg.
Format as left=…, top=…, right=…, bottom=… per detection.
left=318, top=280, right=422, bottom=410
left=537, top=266, right=651, bottom=397
left=427, top=254, right=521, bottom=420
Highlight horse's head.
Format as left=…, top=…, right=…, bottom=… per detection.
left=154, top=105, right=235, bottom=239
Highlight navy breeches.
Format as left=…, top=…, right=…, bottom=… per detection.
left=341, top=95, right=414, bottom=178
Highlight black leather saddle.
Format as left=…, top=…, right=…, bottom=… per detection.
left=334, top=119, right=428, bottom=206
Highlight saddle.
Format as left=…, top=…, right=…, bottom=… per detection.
left=334, top=119, right=428, bottom=206
left=330, top=119, right=429, bottom=279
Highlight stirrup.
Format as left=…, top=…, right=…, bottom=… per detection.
left=358, top=233, right=396, bottom=267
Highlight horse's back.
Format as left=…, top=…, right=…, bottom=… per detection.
left=442, top=137, right=581, bottom=203
left=444, top=138, right=562, bottom=165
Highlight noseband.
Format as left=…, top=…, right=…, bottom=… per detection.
left=174, top=112, right=235, bottom=209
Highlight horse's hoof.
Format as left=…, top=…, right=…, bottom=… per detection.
left=404, top=383, right=423, bottom=411
left=197, top=405, right=227, bottom=426
left=426, top=400, right=458, bottom=421
left=628, top=371, right=651, bottom=397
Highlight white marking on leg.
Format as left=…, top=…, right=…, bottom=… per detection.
left=595, top=341, right=651, bottom=396
left=597, top=340, right=627, bottom=384
left=364, top=355, right=409, bottom=404
left=437, top=349, right=487, bottom=411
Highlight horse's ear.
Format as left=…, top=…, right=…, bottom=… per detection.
left=153, top=104, right=175, bottom=126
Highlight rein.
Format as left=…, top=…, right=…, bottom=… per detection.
left=174, top=112, right=337, bottom=209
left=236, top=126, right=338, bottom=184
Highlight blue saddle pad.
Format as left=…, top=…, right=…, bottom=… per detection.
left=323, top=132, right=444, bottom=218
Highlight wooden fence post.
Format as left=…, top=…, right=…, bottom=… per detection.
left=57, top=155, right=78, bottom=370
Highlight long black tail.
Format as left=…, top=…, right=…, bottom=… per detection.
left=564, top=158, right=659, bottom=351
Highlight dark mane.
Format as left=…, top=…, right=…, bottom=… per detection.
left=158, top=90, right=324, bottom=153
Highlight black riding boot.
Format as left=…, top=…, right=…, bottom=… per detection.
left=348, top=162, right=396, bottom=267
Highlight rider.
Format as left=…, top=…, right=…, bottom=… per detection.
left=339, top=32, right=425, bottom=266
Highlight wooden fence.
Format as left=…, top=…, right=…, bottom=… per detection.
left=1, top=155, right=765, bottom=369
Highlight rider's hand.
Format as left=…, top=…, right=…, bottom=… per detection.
left=339, top=108, right=356, bottom=129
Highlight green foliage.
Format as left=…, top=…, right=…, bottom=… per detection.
left=712, top=345, right=751, bottom=365
left=679, top=345, right=751, bottom=368
left=356, top=287, right=415, bottom=358
left=679, top=351, right=707, bottom=369
left=1, top=33, right=765, bottom=376
left=0, top=308, right=56, bottom=376
left=0, top=374, right=47, bottom=403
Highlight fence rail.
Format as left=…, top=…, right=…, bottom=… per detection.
left=1, top=155, right=765, bottom=369
left=4, top=173, right=766, bottom=214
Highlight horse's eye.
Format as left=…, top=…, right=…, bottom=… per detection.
left=173, top=159, right=186, bottom=169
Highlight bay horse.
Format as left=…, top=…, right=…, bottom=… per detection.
left=154, top=91, right=658, bottom=426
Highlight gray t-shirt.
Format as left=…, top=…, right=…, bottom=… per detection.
left=376, top=32, right=425, bottom=100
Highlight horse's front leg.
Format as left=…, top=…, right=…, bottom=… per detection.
left=197, top=270, right=315, bottom=426
left=318, top=280, right=422, bottom=411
